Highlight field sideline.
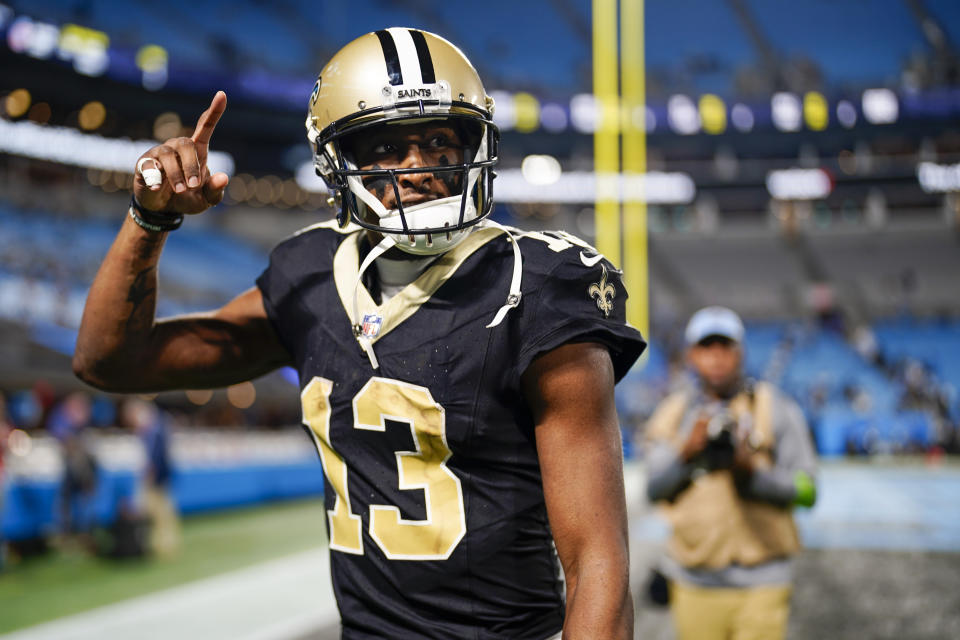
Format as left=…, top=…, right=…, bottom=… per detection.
left=2, top=461, right=959, bottom=639
left=0, top=498, right=328, bottom=634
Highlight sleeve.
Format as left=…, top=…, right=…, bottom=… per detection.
left=645, top=441, right=695, bottom=502
left=513, top=255, right=647, bottom=383
left=644, top=393, right=696, bottom=502
left=741, top=396, right=819, bottom=506
left=255, top=244, right=300, bottom=360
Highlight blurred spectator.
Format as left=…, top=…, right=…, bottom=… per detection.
left=897, top=358, right=956, bottom=452
left=122, top=399, right=180, bottom=558
left=48, top=392, right=98, bottom=547
left=0, top=394, right=12, bottom=571
left=851, top=324, right=881, bottom=367
left=843, top=383, right=873, bottom=414
left=90, top=396, right=118, bottom=429
left=6, top=389, right=42, bottom=431
left=643, top=307, right=818, bottom=640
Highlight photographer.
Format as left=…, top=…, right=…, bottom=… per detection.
left=644, top=307, right=818, bottom=640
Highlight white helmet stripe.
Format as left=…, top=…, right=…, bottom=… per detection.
left=386, top=27, right=424, bottom=86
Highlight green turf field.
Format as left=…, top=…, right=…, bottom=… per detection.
left=0, top=498, right=328, bottom=634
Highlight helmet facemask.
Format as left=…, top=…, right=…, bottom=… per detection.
left=315, top=110, right=498, bottom=255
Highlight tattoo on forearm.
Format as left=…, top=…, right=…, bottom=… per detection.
left=126, top=266, right=156, bottom=326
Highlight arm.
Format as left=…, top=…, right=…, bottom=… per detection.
left=645, top=407, right=709, bottom=502
left=645, top=442, right=696, bottom=502
left=736, top=400, right=818, bottom=507
left=523, top=342, right=633, bottom=640
left=73, top=92, right=291, bottom=392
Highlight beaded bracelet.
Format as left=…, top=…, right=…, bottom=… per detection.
left=128, top=195, right=183, bottom=232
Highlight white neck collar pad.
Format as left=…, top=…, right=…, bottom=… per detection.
left=374, top=251, right=439, bottom=300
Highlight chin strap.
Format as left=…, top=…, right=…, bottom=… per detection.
left=483, top=220, right=523, bottom=328
left=352, top=235, right=397, bottom=370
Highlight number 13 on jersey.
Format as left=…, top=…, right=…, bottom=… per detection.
left=301, top=376, right=467, bottom=560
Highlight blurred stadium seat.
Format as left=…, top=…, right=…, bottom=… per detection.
left=1, top=0, right=958, bottom=503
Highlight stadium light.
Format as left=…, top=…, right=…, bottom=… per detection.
left=296, top=162, right=329, bottom=194
left=698, top=94, right=727, bottom=135
left=496, top=169, right=695, bottom=204
left=296, top=161, right=695, bottom=205
left=766, top=168, right=833, bottom=200
left=917, top=162, right=960, bottom=193
left=513, top=92, right=540, bottom=133
left=771, top=92, right=802, bottom=132
left=58, top=23, right=110, bottom=76
left=570, top=93, right=599, bottom=133
left=521, top=155, right=562, bottom=186
left=186, top=389, right=214, bottom=406
left=7, top=15, right=59, bottom=59
left=78, top=101, right=106, bottom=131
left=0, top=118, right=234, bottom=175
left=730, top=103, right=754, bottom=132
left=540, top=102, right=568, bottom=133
left=622, top=172, right=696, bottom=204
left=803, top=92, right=828, bottom=131
left=628, top=105, right=646, bottom=132
left=667, top=94, right=700, bottom=135
left=137, top=44, right=169, bottom=91
left=227, top=382, right=256, bottom=409
left=836, top=100, right=857, bottom=128
left=643, top=106, right=656, bottom=132
left=862, top=88, right=898, bottom=125
left=490, top=90, right=516, bottom=131
left=4, top=88, right=31, bottom=118
left=6, top=429, right=32, bottom=457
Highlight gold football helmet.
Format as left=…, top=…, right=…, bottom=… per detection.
left=306, top=28, right=499, bottom=255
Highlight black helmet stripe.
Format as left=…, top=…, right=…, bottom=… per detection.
left=408, top=30, right=436, bottom=84
left=375, top=30, right=404, bottom=86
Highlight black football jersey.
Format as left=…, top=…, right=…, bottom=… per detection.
left=257, top=221, right=646, bottom=639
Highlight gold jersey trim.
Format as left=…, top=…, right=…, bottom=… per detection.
left=334, top=227, right=506, bottom=344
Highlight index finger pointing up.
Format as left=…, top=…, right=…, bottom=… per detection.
left=191, top=90, right=227, bottom=150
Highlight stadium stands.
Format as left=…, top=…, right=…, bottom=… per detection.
left=744, top=0, right=925, bottom=87
left=3, top=197, right=957, bottom=459
left=0, top=204, right=268, bottom=314
left=13, top=0, right=959, bottom=98
left=874, top=317, right=960, bottom=392
left=926, top=0, right=960, bottom=51
left=2, top=0, right=957, bottom=463
left=645, top=1, right=753, bottom=96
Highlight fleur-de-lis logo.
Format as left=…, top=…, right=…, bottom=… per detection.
left=588, top=264, right=616, bottom=318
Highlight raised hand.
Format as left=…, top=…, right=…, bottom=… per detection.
left=134, top=91, right=230, bottom=215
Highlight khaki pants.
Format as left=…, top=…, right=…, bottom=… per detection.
left=669, top=580, right=791, bottom=640
left=145, top=485, right=181, bottom=558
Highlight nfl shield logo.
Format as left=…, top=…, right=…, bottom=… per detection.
left=361, top=313, right=382, bottom=339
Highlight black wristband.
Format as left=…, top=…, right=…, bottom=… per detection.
left=128, top=195, right=183, bottom=232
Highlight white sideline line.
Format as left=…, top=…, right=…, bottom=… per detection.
left=3, top=464, right=650, bottom=640
left=0, top=548, right=339, bottom=640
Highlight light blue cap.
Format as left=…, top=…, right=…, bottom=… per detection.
left=685, top=306, right=745, bottom=344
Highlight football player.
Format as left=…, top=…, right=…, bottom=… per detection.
left=74, top=28, right=645, bottom=639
